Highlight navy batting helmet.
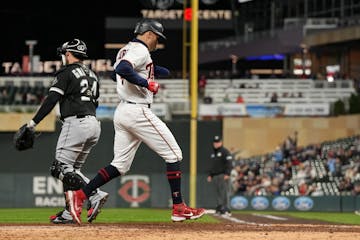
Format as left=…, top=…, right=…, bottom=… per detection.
left=57, top=39, right=88, bottom=58
left=134, top=19, right=166, bottom=39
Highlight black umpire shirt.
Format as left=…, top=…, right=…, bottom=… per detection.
left=208, top=146, right=233, bottom=177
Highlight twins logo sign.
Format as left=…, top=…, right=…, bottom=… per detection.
left=118, top=175, right=150, bottom=207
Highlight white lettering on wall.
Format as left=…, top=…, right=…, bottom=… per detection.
left=2, top=59, right=113, bottom=74
left=33, top=176, right=63, bottom=195
left=47, top=177, right=63, bottom=194
left=141, top=9, right=232, bottom=20
left=33, top=176, right=46, bottom=194
left=35, top=196, right=65, bottom=207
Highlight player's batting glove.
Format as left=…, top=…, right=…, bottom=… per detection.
left=147, top=81, right=160, bottom=94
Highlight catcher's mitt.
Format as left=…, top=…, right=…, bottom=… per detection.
left=13, top=124, right=35, bottom=151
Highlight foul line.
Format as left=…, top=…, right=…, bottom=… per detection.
left=205, top=209, right=269, bottom=225
left=251, top=213, right=288, bottom=221
left=220, top=214, right=259, bottom=225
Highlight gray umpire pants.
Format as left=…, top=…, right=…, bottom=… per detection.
left=212, top=174, right=230, bottom=210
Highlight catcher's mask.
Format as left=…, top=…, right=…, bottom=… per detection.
left=57, top=39, right=88, bottom=65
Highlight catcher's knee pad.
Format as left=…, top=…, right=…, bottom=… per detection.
left=50, top=160, right=86, bottom=191
left=50, top=160, right=65, bottom=179
left=62, top=172, right=86, bottom=190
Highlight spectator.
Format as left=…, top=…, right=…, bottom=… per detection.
left=273, top=145, right=283, bottom=163
left=290, top=131, right=298, bottom=149
left=283, top=136, right=294, bottom=159
left=270, top=92, right=278, bottom=103
left=223, top=94, right=231, bottom=103
left=0, top=87, right=6, bottom=104
left=14, top=90, right=23, bottom=105
left=306, top=183, right=324, bottom=196
left=26, top=92, right=37, bottom=105
left=230, top=165, right=241, bottom=194
left=352, top=181, right=360, bottom=196
left=326, top=152, right=336, bottom=176
left=236, top=94, right=244, bottom=103
left=298, top=180, right=308, bottom=195
left=198, top=74, right=207, bottom=98
left=280, top=180, right=291, bottom=192
left=203, top=96, right=213, bottom=104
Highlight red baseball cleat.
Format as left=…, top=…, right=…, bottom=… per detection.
left=171, top=202, right=205, bottom=222
left=66, top=189, right=87, bottom=224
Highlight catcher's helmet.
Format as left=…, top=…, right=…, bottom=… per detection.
left=57, top=39, right=88, bottom=58
left=134, top=19, right=166, bottom=39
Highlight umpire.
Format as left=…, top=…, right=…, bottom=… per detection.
left=207, top=135, right=233, bottom=216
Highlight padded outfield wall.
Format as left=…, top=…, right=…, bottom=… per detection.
left=0, top=117, right=359, bottom=211
left=0, top=120, right=222, bottom=209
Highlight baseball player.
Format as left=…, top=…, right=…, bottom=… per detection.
left=207, top=135, right=233, bottom=216
left=22, top=39, right=108, bottom=224
left=66, top=19, right=205, bottom=224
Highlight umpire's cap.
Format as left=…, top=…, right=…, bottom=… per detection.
left=57, top=39, right=88, bottom=58
left=134, top=19, right=166, bottom=39
left=213, top=135, right=222, bottom=143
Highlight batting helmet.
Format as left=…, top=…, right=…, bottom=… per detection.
left=134, top=19, right=166, bottom=39
left=57, top=39, right=88, bottom=58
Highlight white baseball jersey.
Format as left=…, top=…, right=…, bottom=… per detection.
left=110, top=39, right=183, bottom=174
left=113, top=41, right=154, bottom=104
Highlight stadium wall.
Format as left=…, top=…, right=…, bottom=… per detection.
left=224, top=114, right=360, bottom=158
left=0, top=112, right=56, bottom=132
left=0, top=172, right=359, bottom=211
left=0, top=120, right=222, bottom=208
left=1, top=118, right=359, bottom=210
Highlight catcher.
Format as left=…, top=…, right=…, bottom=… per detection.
left=14, top=39, right=108, bottom=224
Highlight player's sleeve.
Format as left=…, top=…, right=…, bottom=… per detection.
left=32, top=91, right=62, bottom=124
left=49, top=70, right=69, bottom=96
left=31, top=70, right=68, bottom=124
left=154, top=65, right=170, bottom=77
left=113, top=45, right=151, bottom=87
left=115, top=61, right=148, bottom=87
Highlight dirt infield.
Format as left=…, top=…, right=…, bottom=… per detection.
left=1, top=214, right=360, bottom=240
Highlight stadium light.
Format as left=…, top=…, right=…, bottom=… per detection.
left=238, top=0, right=253, bottom=3
left=25, top=40, right=38, bottom=75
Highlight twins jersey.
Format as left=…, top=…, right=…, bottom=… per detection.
left=110, top=39, right=182, bottom=174
left=113, top=41, right=154, bottom=104
left=50, top=63, right=99, bottom=118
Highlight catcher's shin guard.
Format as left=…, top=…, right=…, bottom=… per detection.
left=50, top=161, right=86, bottom=190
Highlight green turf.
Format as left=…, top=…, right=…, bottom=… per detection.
left=0, top=208, right=218, bottom=224
left=234, top=210, right=360, bottom=225
left=0, top=208, right=359, bottom=225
